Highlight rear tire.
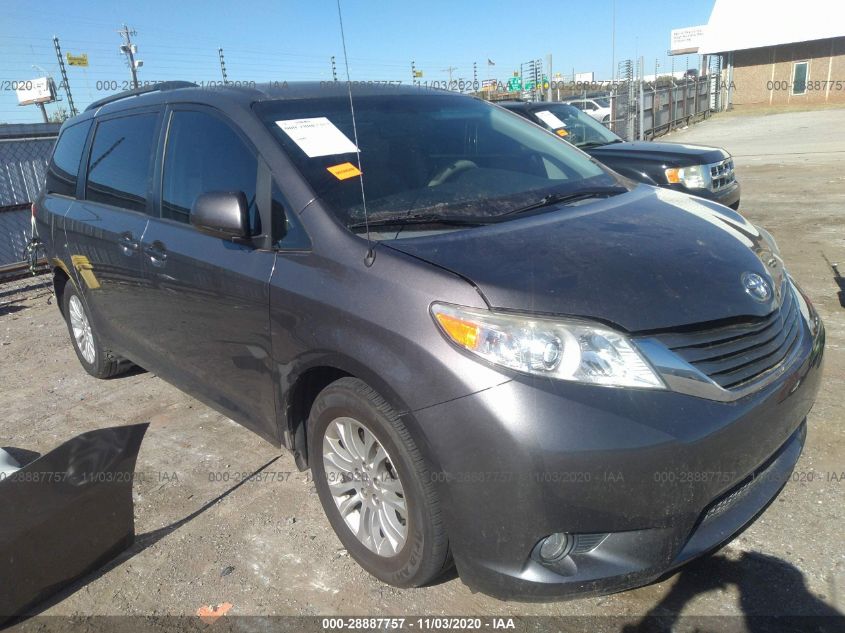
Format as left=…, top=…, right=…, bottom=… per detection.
left=62, top=283, right=129, bottom=379
left=309, top=377, right=451, bottom=587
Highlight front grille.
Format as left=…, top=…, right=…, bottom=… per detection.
left=700, top=423, right=805, bottom=525
left=709, top=158, right=735, bottom=191
left=702, top=473, right=760, bottom=523
left=654, top=286, right=802, bottom=390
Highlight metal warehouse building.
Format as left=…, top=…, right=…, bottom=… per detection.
left=699, top=0, right=845, bottom=108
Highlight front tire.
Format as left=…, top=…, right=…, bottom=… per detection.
left=309, top=377, right=451, bottom=587
left=62, top=283, right=128, bottom=379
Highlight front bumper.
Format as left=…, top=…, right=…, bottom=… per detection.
left=669, top=179, right=741, bottom=210
left=409, top=315, right=823, bottom=600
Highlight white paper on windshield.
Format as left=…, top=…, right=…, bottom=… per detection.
left=275, top=117, right=358, bottom=157
left=534, top=110, right=567, bottom=129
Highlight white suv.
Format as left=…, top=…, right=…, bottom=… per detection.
left=562, top=97, right=611, bottom=124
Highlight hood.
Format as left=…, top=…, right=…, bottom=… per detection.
left=384, top=186, right=785, bottom=332
left=589, top=141, right=728, bottom=167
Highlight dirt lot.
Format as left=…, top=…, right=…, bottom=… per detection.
left=2, top=108, right=844, bottom=631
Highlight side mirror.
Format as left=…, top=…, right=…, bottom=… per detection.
left=190, top=191, right=249, bottom=239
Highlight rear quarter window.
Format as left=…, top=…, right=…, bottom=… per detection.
left=46, top=119, right=92, bottom=197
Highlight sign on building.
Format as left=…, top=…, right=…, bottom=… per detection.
left=670, top=25, right=706, bottom=55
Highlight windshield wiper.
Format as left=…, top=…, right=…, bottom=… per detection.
left=499, top=186, right=627, bottom=217
left=348, top=213, right=488, bottom=230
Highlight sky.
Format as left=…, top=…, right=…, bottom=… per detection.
left=0, top=0, right=715, bottom=123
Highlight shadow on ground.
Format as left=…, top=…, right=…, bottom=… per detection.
left=0, top=302, right=27, bottom=317
left=821, top=253, right=845, bottom=309
left=624, top=551, right=844, bottom=632
left=829, top=265, right=845, bottom=309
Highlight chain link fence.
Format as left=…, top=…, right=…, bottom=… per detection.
left=0, top=129, right=56, bottom=281
left=485, top=58, right=720, bottom=143
left=608, top=75, right=717, bottom=141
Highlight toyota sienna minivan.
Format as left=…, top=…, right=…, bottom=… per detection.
left=35, top=81, right=824, bottom=600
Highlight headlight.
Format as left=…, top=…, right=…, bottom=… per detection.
left=754, top=224, right=781, bottom=257
left=665, top=164, right=709, bottom=189
left=431, top=303, right=664, bottom=389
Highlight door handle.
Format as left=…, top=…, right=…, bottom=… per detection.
left=118, top=232, right=139, bottom=255
left=144, top=241, right=167, bottom=267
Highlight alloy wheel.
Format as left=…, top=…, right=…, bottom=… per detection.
left=322, top=416, right=408, bottom=556
left=68, top=294, right=95, bottom=364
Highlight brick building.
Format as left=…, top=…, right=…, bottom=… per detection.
left=698, top=0, right=845, bottom=108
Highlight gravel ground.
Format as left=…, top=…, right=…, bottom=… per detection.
left=2, top=107, right=844, bottom=632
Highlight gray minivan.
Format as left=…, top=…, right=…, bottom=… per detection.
left=35, top=81, right=824, bottom=600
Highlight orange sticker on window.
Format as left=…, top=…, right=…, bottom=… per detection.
left=327, top=162, right=362, bottom=180
left=555, top=128, right=569, bottom=137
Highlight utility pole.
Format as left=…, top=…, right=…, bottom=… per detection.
left=611, top=0, right=616, bottom=83
left=442, top=66, right=457, bottom=87
left=118, top=24, right=140, bottom=89
left=473, top=61, right=477, bottom=89
left=638, top=56, right=645, bottom=140
left=546, top=53, right=553, bottom=101
left=331, top=56, right=338, bottom=81
left=411, top=60, right=417, bottom=84
left=35, top=102, right=48, bottom=123
left=52, top=36, right=77, bottom=116
left=218, top=48, right=228, bottom=84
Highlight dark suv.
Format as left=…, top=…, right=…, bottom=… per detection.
left=501, top=100, right=741, bottom=209
left=35, top=81, right=823, bottom=600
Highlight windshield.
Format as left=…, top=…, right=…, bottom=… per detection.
left=593, top=97, right=610, bottom=108
left=255, top=93, right=619, bottom=234
left=529, top=104, right=621, bottom=148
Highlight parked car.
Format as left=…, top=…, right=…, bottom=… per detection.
left=502, top=100, right=741, bottom=209
left=560, top=96, right=612, bottom=123
left=36, top=82, right=823, bottom=600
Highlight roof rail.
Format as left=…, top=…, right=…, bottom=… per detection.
left=85, top=81, right=198, bottom=112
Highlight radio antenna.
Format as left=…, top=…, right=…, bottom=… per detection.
left=336, top=0, right=374, bottom=266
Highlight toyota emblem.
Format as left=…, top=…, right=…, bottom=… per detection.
left=742, top=272, right=772, bottom=303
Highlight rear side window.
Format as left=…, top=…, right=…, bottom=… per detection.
left=46, top=119, right=92, bottom=197
left=86, top=113, right=158, bottom=213
left=161, top=110, right=258, bottom=232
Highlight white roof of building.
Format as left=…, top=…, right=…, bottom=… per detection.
left=699, top=0, right=845, bottom=54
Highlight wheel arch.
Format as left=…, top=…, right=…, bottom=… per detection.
left=282, top=354, right=432, bottom=473
left=52, top=265, right=71, bottom=316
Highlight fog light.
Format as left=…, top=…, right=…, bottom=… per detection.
left=538, top=533, right=574, bottom=562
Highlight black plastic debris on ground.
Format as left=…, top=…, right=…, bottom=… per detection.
left=0, top=423, right=148, bottom=623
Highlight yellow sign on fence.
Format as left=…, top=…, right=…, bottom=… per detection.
left=66, top=53, right=89, bottom=67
